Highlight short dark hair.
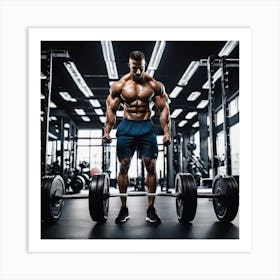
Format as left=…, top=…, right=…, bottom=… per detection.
left=129, top=51, right=145, bottom=61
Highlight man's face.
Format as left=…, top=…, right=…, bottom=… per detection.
left=129, top=58, right=146, bottom=81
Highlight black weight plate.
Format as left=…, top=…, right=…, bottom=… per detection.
left=41, top=175, right=65, bottom=223
left=89, top=173, right=110, bottom=223
left=175, top=173, right=197, bottom=223
left=71, top=175, right=85, bottom=193
left=212, top=175, right=239, bottom=223
left=227, top=175, right=239, bottom=221
left=81, top=173, right=90, bottom=187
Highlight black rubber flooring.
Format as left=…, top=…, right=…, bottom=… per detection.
left=41, top=188, right=239, bottom=239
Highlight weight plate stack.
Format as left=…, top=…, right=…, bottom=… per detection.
left=175, top=173, right=197, bottom=223
left=70, top=175, right=85, bottom=193
left=212, top=175, right=239, bottom=223
left=41, top=175, right=65, bottom=223
left=89, top=173, right=110, bottom=223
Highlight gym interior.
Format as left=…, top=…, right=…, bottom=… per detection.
left=41, top=41, right=239, bottom=239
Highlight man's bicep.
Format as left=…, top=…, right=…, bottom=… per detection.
left=154, top=93, right=169, bottom=111
left=107, top=93, right=121, bottom=111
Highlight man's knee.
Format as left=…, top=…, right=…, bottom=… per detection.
left=143, top=158, right=156, bottom=175
left=119, top=158, right=131, bottom=176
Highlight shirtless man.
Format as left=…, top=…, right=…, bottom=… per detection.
left=103, top=51, right=171, bottom=224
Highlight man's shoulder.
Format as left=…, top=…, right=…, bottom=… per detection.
left=145, top=74, right=163, bottom=94
left=110, top=76, right=129, bottom=95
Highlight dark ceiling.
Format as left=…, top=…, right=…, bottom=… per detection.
left=41, top=41, right=239, bottom=134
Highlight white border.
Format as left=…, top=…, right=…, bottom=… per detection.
left=28, top=27, right=252, bottom=253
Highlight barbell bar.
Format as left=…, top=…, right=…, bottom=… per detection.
left=56, top=192, right=224, bottom=199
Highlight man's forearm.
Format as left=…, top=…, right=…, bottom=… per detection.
left=160, top=107, right=170, bottom=135
left=104, top=109, right=116, bottom=135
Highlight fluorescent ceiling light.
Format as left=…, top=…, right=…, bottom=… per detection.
left=50, top=101, right=57, bottom=108
left=218, top=41, right=238, bottom=57
left=94, top=108, right=104, bottom=116
left=116, top=110, right=124, bottom=117
left=178, top=61, right=199, bottom=86
left=192, top=121, right=199, bottom=128
left=48, top=132, right=57, bottom=140
left=185, top=112, right=197, bottom=119
left=50, top=116, right=57, bottom=121
left=197, top=100, right=208, bottom=109
left=82, top=116, right=91, bottom=122
left=170, top=109, right=183, bottom=118
left=99, top=116, right=106, bottom=123
left=89, top=99, right=101, bottom=108
left=187, top=91, right=201, bottom=101
left=146, top=69, right=155, bottom=77
left=147, top=41, right=166, bottom=77
left=41, top=72, right=46, bottom=79
left=169, top=86, right=183, bottom=98
left=202, top=68, right=222, bottom=89
left=75, top=109, right=86, bottom=115
left=64, top=61, right=94, bottom=97
left=178, top=120, right=188, bottom=127
left=51, top=50, right=70, bottom=58
left=59, top=91, right=77, bottom=102
left=101, top=41, right=118, bottom=79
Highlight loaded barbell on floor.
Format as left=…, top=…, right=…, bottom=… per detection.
left=41, top=173, right=239, bottom=224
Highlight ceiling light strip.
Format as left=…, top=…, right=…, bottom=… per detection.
left=218, top=41, right=238, bottom=57
left=169, top=86, right=183, bottom=98
left=187, top=91, right=201, bottom=101
left=75, top=109, right=86, bottom=116
left=147, top=41, right=166, bottom=77
left=101, top=41, right=118, bottom=79
left=202, top=68, right=222, bottom=89
left=170, top=109, right=183, bottom=118
left=64, top=61, right=94, bottom=97
left=178, top=120, right=188, bottom=127
left=178, top=61, right=199, bottom=86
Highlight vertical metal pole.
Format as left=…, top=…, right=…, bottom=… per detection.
left=198, top=112, right=209, bottom=173
left=41, top=50, right=53, bottom=177
left=60, top=117, right=65, bottom=176
left=207, top=56, right=217, bottom=177
left=220, top=57, right=232, bottom=175
left=167, top=119, right=176, bottom=189
left=73, top=127, right=78, bottom=171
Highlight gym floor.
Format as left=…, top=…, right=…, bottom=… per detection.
left=41, top=187, right=239, bottom=239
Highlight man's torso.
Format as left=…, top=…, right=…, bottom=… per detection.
left=117, top=74, right=160, bottom=120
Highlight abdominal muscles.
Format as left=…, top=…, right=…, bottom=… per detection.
left=124, top=100, right=151, bottom=120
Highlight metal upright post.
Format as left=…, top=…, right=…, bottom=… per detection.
left=60, top=117, right=65, bottom=176
left=167, top=119, right=176, bottom=190
left=207, top=56, right=218, bottom=177
left=220, top=57, right=232, bottom=175
left=41, top=50, right=53, bottom=177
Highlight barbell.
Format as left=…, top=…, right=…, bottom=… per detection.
left=41, top=173, right=239, bottom=224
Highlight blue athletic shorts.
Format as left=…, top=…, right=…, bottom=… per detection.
left=116, top=119, right=158, bottom=161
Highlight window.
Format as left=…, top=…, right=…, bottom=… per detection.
left=193, top=131, right=200, bottom=158
left=216, top=108, right=224, bottom=126
left=230, top=123, right=239, bottom=175
left=229, top=96, right=239, bottom=117
left=77, top=129, right=103, bottom=172
left=216, top=131, right=226, bottom=175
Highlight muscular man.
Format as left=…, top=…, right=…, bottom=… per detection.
left=103, top=51, right=171, bottom=224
